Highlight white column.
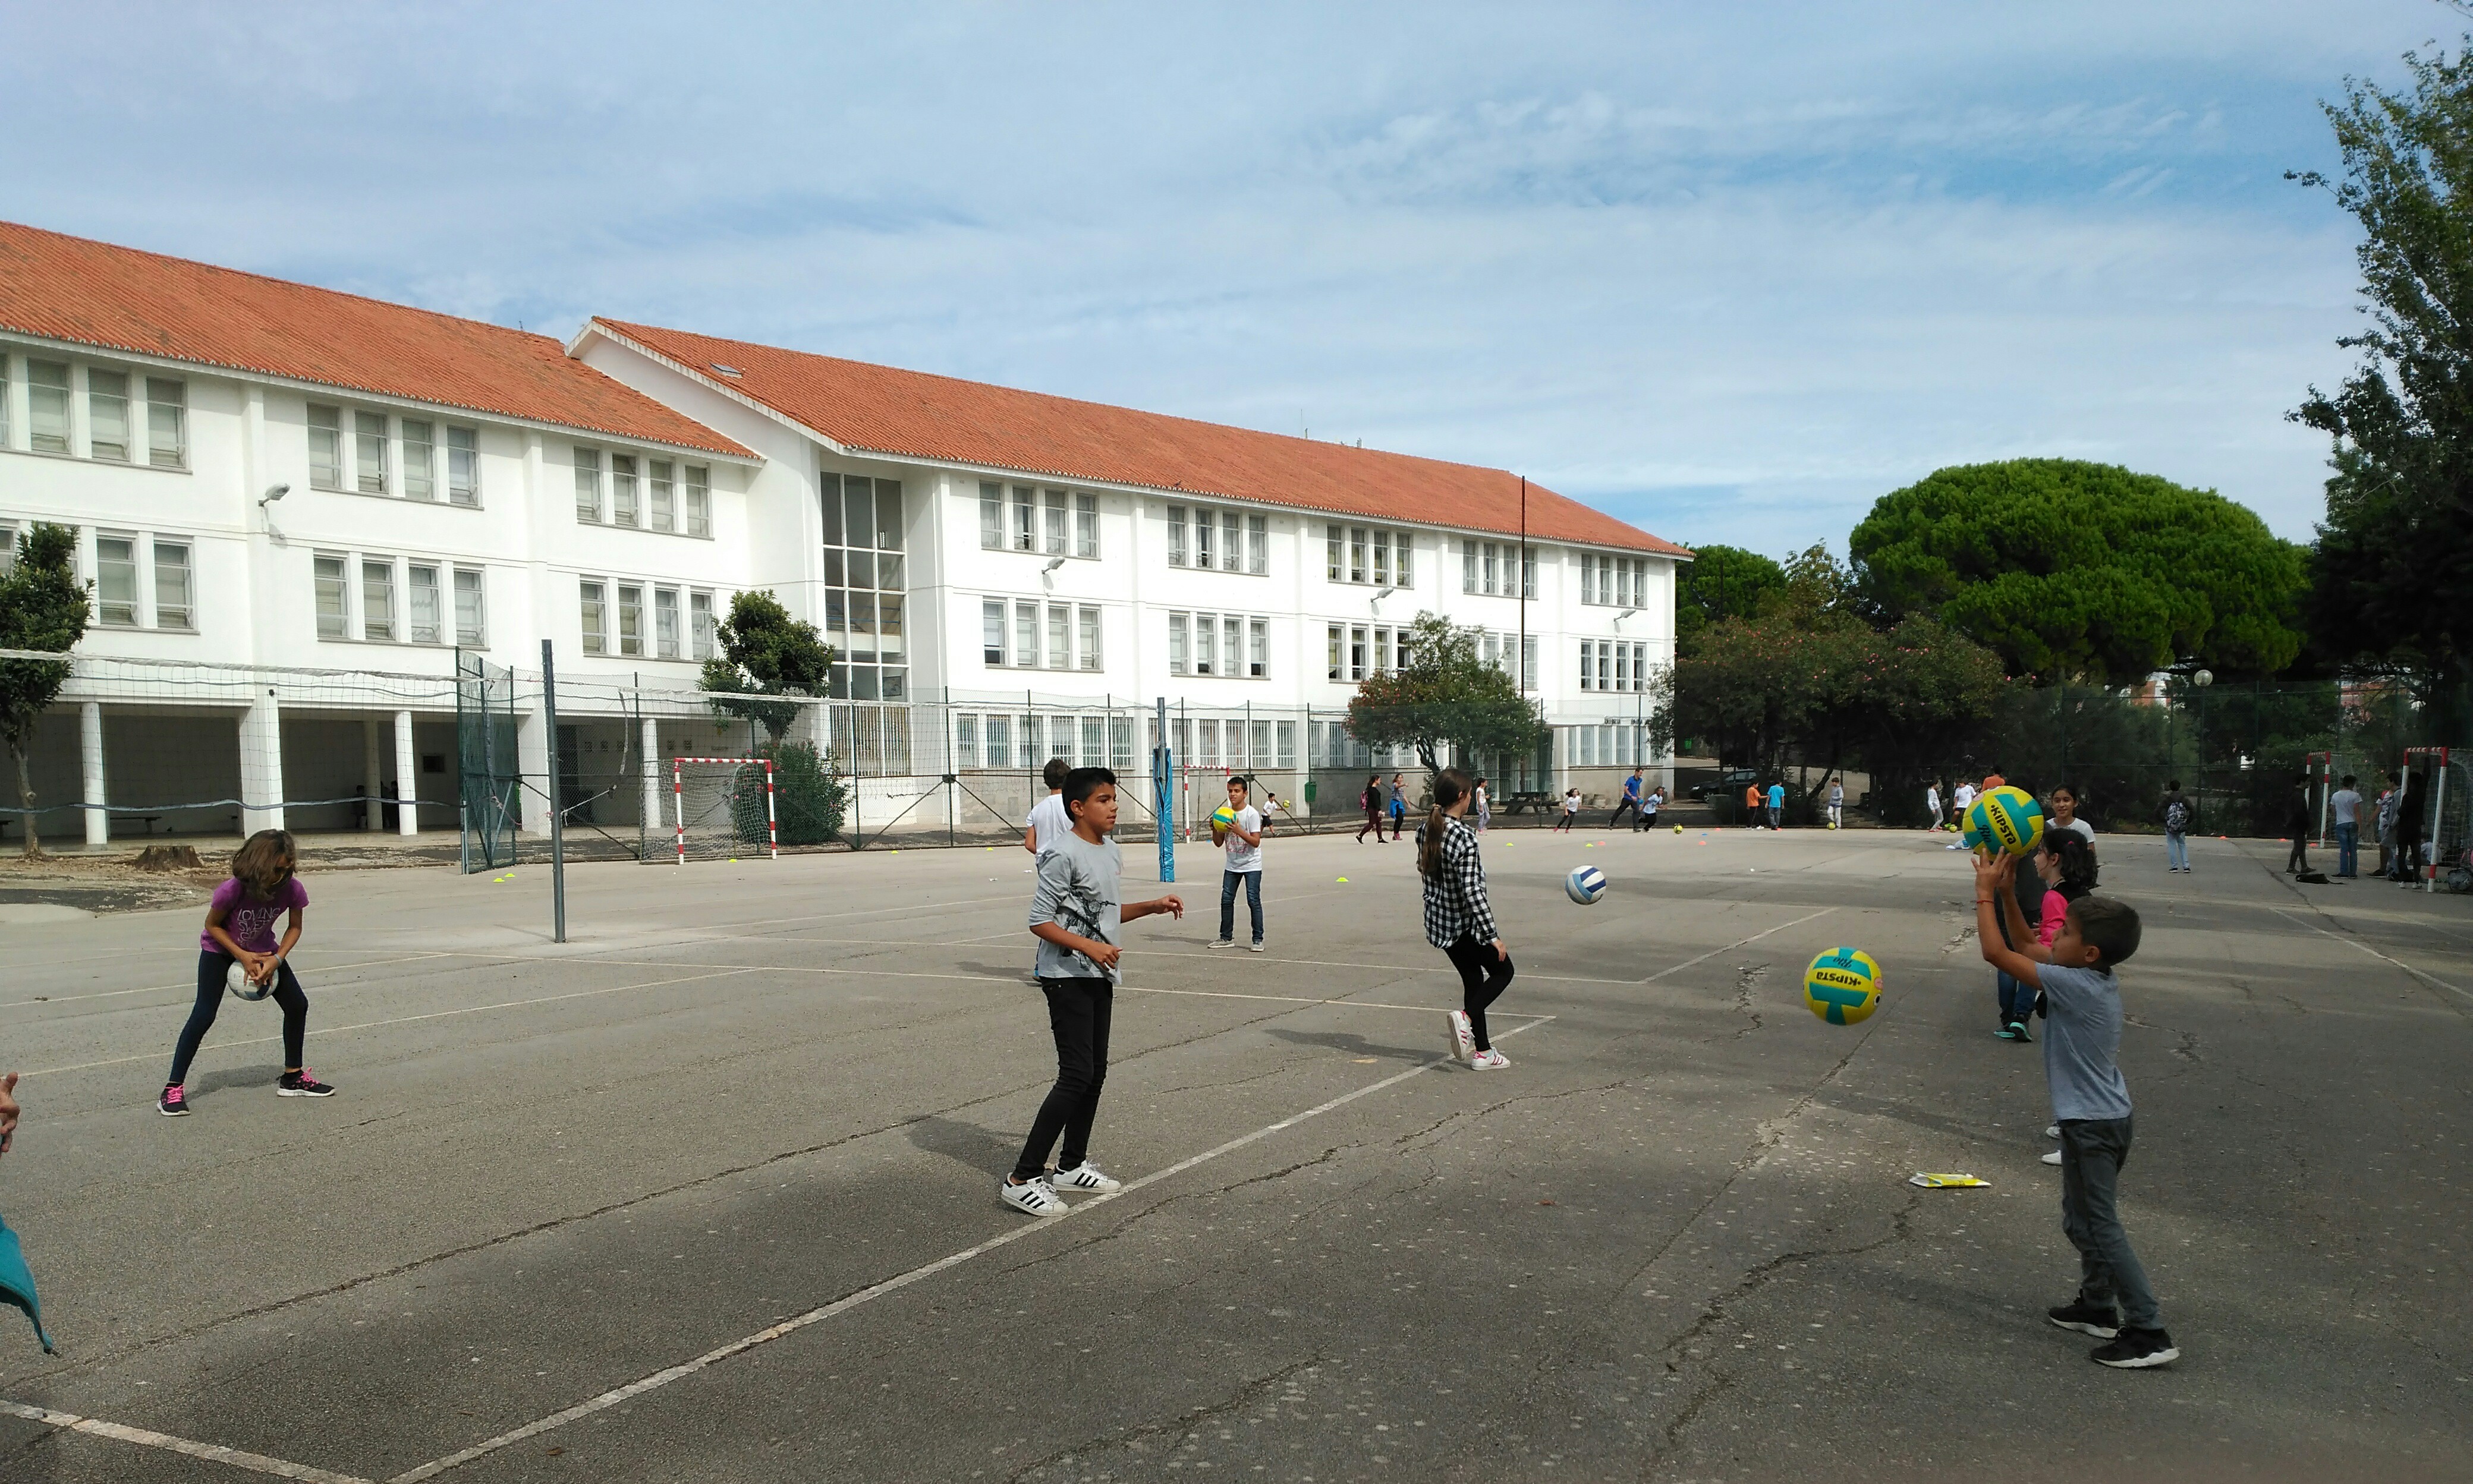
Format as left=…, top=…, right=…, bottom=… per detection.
left=395, top=710, right=417, bottom=836
left=517, top=705, right=550, bottom=836
left=240, top=687, right=285, bottom=834
left=640, top=715, right=660, bottom=831
left=363, top=719, right=386, bottom=833
left=80, top=702, right=107, bottom=846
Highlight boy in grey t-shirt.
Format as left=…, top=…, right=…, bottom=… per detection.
left=1974, top=852, right=2178, bottom=1369
left=1002, top=768, right=1184, bottom=1218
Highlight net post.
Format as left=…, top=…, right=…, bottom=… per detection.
left=542, top=639, right=567, bottom=944
left=674, top=758, right=685, bottom=866
left=1154, top=695, right=1173, bottom=883
left=766, top=758, right=779, bottom=859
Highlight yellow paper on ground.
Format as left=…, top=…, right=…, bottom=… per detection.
left=1908, top=1173, right=1990, bottom=1189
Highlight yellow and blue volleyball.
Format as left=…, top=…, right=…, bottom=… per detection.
left=1804, top=947, right=1882, bottom=1025
left=1565, top=864, right=1609, bottom=905
left=1209, top=804, right=1236, bottom=830
left=1965, top=785, right=2044, bottom=858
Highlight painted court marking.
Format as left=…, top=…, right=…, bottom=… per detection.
left=0, top=953, right=454, bottom=1013
left=4, top=1017, right=1554, bottom=1483
left=2264, top=903, right=2472, bottom=1004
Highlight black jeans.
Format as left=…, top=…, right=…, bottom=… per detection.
left=1012, top=978, right=1113, bottom=1182
left=171, top=951, right=307, bottom=1085
left=1218, top=869, right=1263, bottom=944
left=2058, top=1116, right=2160, bottom=1329
left=1609, top=798, right=1639, bottom=828
left=2286, top=834, right=2310, bottom=872
left=1441, top=935, right=1515, bottom=1051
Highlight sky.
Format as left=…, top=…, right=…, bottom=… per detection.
left=1, top=1, right=2453, bottom=558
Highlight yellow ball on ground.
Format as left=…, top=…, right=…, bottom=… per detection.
left=1804, top=947, right=1882, bottom=1026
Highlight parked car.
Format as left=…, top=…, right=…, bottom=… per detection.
left=1695, top=767, right=1764, bottom=804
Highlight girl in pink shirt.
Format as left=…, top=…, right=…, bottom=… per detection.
left=159, top=830, right=334, bottom=1115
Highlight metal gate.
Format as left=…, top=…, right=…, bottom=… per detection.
left=457, top=653, right=521, bottom=871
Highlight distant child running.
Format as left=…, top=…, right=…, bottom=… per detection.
left=1971, top=850, right=2179, bottom=1368
left=1002, top=769, right=1183, bottom=1216
left=1025, top=757, right=1071, bottom=857
left=1211, top=776, right=1268, bottom=952
left=160, top=830, right=333, bottom=1115
left=1419, top=768, right=1515, bottom=1071
left=1357, top=774, right=1386, bottom=844
left=1641, top=785, right=1663, bottom=831
left=1555, top=787, right=1580, bottom=832
left=1388, top=773, right=1409, bottom=842
left=1927, top=782, right=1944, bottom=832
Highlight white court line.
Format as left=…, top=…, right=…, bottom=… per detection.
left=0, top=953, right=454, bottom=1012
left=20, top=968, right=759, bottom=1078
left=0, top=1399, right=371, bottom=1484
left=386, top=1013, right=1553, bottom=1483
left=1637, top=907, right=1837, bottom=983
left=2262, top=904, right=2473, bottom=1004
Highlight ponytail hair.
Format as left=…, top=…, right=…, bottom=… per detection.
left=1419, top=768, right=1473, bottom=880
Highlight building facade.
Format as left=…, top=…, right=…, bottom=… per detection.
left=0, top=220, right=1685, bottom=848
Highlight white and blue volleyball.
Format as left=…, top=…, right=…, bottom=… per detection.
left=1565, top=864, right=1609, bottom=906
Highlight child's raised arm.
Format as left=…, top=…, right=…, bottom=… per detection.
left=1972, top=853, right=2043, bottom=988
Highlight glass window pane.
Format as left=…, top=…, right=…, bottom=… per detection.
left=611, top=453, right=638, bottom=527
left=146, top=379, right=186, bottom=468
left=355, top=411, right=388, bottom=493
left=847, top=549, right=875, bottom=590
left=1047, top=604, right=1069, bottom=669
left=648, top=459, right=674, bottom=530
left=401, top=419, right=435, bottom=500
left=408, top=565, right=441, bottom=643
left=1224, top=617, right=1242, bottom=674
left=618, top=584, right=643, bottom=656
left=879, top=594, right=903, bottom=657
left=1462, top=538, right=1477, bottom=593
left=1168, top=506, right=1187, bottom=566
left=656, top=588, right=680, bottom=658
left=88, top=370, right=130, bottom=461
left=314, top=555, right=347, bottom=638
left=1249, top=618, right=1268, bottom=678
left=96, top=536, right=139, bottom=623
left=29, top=361, right=71, bottom=453
left=1169, top=613, right=1189, bottom=675
left=448, top=427, right=480, bottom=505
left=362, top=559, right=395, bottom=640
left=1247, top=513, right=1267, bottom=575
left=878, top=552, right=904, bottom=591
left=955, top=713, right=979, bottom=769
left=984, top=600, right=1006, bottom=665
left=1222, top=512, right=1241, bottom=571
left=573, top=447, right=602, bottom=521
left=1014, top=601, right=1038, bottom=668
left=847, top=591, right=877, bottom=657
left=1194, top=612, right=1216, bottom=675
left=980, top=482, right=1002, bottom=549
left=1350, top=528, right=1366, bottom=584
left=984, top=714, right=1010, bottom=769
left=153, top=541, right=192, bottom=628
left=1276, top=720, right=1296, bottom=768
left=1194, top=509, right=1214, bottom=569
left=1327, top=625, right=1341, bottom=680
left=1078, top=606, right=1100, bottom=670
left=818, top=472, right=844, bottom=546
left=843, top=479, right=871, bottom=553
left=874, top=481, right=903, bottom=550
left=1044, top=489, right=1067, bottom=555
left=1396, top=533, right=1412, bottom=588
left=579, top=581, right=606, bottom=653
left=454, top=568, right=486, bottom=646
left=685, top=467, right=710, bottom=536
left=1076, top=492, right=1099, bottom=558
left=1327, top=524, right=1342, bottom=581
left=1012, top=486, right=1035, bottom=550
left=691, top=591, right=715, bottom=660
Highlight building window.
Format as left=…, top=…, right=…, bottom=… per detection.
left=684, top=465, right=711, bottom=537
left=1524, top=634, right=1540, bottom=691
left=1169, top=612, right=1190, bottom=675
left=983, top=600, right=1005, bottom=665
left=1046, top=603, right=1069, bottom=669
left=1248, top=617, right=1269, bottom=678
left=1043, top=489, right=1068, bottom=556
left=355, top=411, right=388, bottom=494
left=1327, top=525, right=1342, bottom=581
left=408, top=564, right=441, bottom=644
left=1014, top=600, right=1039, bottom=670
left=146, top=379, right=185, bottom=469
left=314, top=554, right=348, bottom=638
left=1168, top=506, right=1188, bottom=566
left=1219, top=512, right=1241, bottom=572
left=1078, top=605, right=1102, bottom=670
left=646, top=459, right=674, bottom=530
left=1521, top=547, right=1536, bottom=600
left=401, top=420, right=435, bottom=500
left=1461, top=538, right=1478, bottom=594
left=1020, top=714, right=1043, bottom=769
left=1194, top=610, right=1217, bottom=675
left=574, top=448, right=603, bottom=522
left=448, top=427, right=480, bottom=506
left=454, top=568, right=486, bottom=647
left=611, top=455, right=639, bottom=528
left=578, top=580, right=606, bottom=653
left=1246, top=513, right=1267, bottom=574
left=1348, top=625, right=1367, bottom=682
left=1349, top=528, right=1366, bottom=583
left=306, top=404, right=344, bottom=489
left=691, top=590, right=716, bottom=660
left=1009, top=485, right=1035, bottom=552
left=0, top=357, right=9, bottom=448
left=361, top=559, right=395, bottom=641
left=85, top=370, right=130, bottom=462
left=1077, top=493, right=1099, bottom=558
left=95, top=535, right=139, bottom=625
left=954, top=713, right=980, bottom=769
left=28, top=361, right=70, bottom=454
left=616, top=584, right=643, bottom=657
left=1482, top=542, right=1500, bottom=596
left=1327, top=624, right=1342, bottom=680
left=1372, top=530, right=1390, bottom=587
left=1194, top=508, right=1215, bottom=570
left=820, top=473, right=905, bottom=698
left=980, top=482, right=1003, bottom=549
left=153, top=540, right=192, bottom=629
left=655, top=587, right=681, bottom=659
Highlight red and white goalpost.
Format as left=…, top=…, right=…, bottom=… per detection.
left=669, top=757, right=778, bottom=864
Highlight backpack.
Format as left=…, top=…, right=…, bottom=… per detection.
left=2164, top=800, right=2189, bottom=833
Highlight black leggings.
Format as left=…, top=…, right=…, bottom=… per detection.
left=1013, top=977, right=1113, bottom=1181
left=1442, top=935, right=1516, bottom=1051
left=171, top=951, right=307, bottom=1085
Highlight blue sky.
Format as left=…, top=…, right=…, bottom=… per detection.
left=2, top=1, right=2450, bottom=557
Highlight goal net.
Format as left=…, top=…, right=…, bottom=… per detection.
left=665, top=757, right=778, bottom=864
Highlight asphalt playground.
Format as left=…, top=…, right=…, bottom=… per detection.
left=1, top=819, right=2468, bottom=1482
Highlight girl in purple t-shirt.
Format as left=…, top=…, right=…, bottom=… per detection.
left=159, top=830, right=333, bottom=1115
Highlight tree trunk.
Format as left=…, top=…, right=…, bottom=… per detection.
left=13, top=743, right=39, bottom=858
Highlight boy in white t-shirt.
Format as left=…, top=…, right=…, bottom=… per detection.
left=2330, top=774, right=2364, bottom=879
left=1946, top=781, right=1978, bottom=849
left=1210, top=776, right=1269, bottom=952
left=1024, top=758, right=1071, bottom=858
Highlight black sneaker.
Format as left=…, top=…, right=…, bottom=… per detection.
left=158, top=1083, right=192, bottom=1117
left=2091, top=1326, right=2179, bottom=1368
left=2006, top=1019, right=2032, bottom=1043
left=2047, top=1300, right=2120, bottom=1338
left=276, top=1069, right=336, bottom=1098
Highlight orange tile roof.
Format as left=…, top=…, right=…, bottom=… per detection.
left=0, top=221, right=748, bottom=458
left=593, top=320, right=1688, bottom=557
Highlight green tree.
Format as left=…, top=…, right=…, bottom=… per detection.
left=700, top=591, right=832, bottom=745
left=729, top=740, right=847, bottom=847
left=1346, top=613, right=1547, bottom=773
left=2289, top=42, right=2473, bottom=720
left=1849, top=459, right=2307, bottom=682
left=0, top=524, right=91, bottom=856
left=1827, top=617, right=2012, bottom=826
left=1675, top=544, right=1787, bottom=649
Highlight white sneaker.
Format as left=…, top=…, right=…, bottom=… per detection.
left=999, top=1177, right=1066, bottom=1215
left=2041, top=1149, right=2063, bottom=1166
left=1446, top=1010, right=1476, bottom=1064
left=1248, top=942, right=1265, bottom=953
left=2046, top=1124, right=2060, bottom=1139
left=1469, top=1048, right=1511, bottom=1070
left=1208, top=938, right=1237, bottom=950
left=1051, top=1161, right=1121, bottom=1192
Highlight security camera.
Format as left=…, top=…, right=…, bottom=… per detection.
left=259, top=484, right=291, bottom=506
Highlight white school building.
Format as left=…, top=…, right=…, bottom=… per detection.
left=0, top=220, right=1685, bottom=849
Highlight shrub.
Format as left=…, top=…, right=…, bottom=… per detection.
left=729, top=741, right=847, bottom=847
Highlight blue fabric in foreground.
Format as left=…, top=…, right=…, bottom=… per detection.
left=0, top=1210, right=54, bottom=1353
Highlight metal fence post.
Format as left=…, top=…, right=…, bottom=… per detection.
left=1154, top=695, right=1173, bottom=883
left=542, top=640, right=567, bottom=944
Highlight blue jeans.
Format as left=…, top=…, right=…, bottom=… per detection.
left=2165, top=831, right=2188, bottom=871
left=1997, top=971, right=2037, bottom=1027
left=2336, top=821, right=2359, bottom=877
left=1219, top=869, right=1263, bottom=944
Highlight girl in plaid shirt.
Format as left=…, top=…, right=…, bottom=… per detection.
left=1418, top=768, right=1515, bottom=1070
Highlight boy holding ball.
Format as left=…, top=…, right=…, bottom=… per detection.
left=1972, top=850, right=2179, bottom=1368
left=1212, top=776, right=1268, bottom=951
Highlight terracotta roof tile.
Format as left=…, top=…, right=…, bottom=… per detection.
left=0, top=221, right=747, bottom=458
left=595, top=320, right=1688, bottom=557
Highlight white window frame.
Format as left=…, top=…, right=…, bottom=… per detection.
left=983, top=599, right=1006, bottom=665
left=27, top=360, right=71, bottom=455
left=314, top=553, right=349, bottom=639
left=146, top=377, right=186, bottom=470
left=1078, top=604, right=1102, bottom=670
left=1168, top=505, right=1188, bottom=566
left=355, top=410, right=389, bottom=494
left=617, top=582, right=644, bottom=657
left=691, top=590, right=717, bottom=660
left=612, top=453, right=640, bottom=528
left=408, top=563, right=442, bottom=644
left=94, top=532, right=140, bottom=625
left=1169, top=612, right=1191, bottom=675
left=152, top=538, right=193, bottom=630
left=401, top=419, right=436, bottom=500
left=87, top=369, right=131, bottom=463
left=579, top=579, right=607, bottom=654
left=448, top=426, right=480, bottom=506
left=1013, top=600, right=1039, bottom=669
left=685, top=465, right=711, bottom=537
left=1248, top=617, right=1268, bottom=678
left=980, top=482, right=1004, bottom=550
left=453, top=566, right=487, bottom=647
left=655, top=586, right=681, bottom=659
left=1077, top=492, right=1100, bottom=559
left=361, top=557, right=396, bottom=641
left=574, top=447, right=603, bottom=523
